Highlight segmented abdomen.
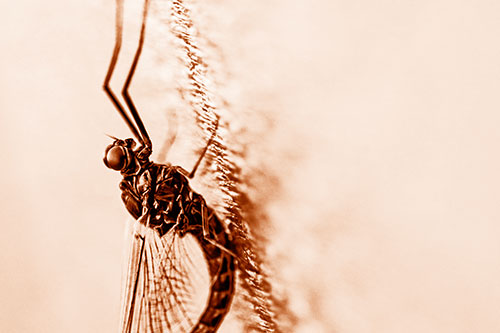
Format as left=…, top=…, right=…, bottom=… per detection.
left=120, top=164, right=235, bottom=332
left=189, top=214, right=236, bottom=333
left=164, top=166, right=236, bottom=332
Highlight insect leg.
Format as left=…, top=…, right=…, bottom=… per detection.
left=124, top=233, right=146, bottom=333
left=200, top=202, right=236, bottom=258
left=157, top=109, right=178, bottom=162
left=103, top=0, right=144, bottom=146
left=121, top=0, right=153, bottom=149
left=187, top=115, right=219, bottom=179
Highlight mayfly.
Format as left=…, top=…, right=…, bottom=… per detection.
left=102, top=0, right=236, bottom=332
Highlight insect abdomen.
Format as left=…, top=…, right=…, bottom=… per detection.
left=191, top=220, right=236, bottom=333
left=152, top=165, right=237, bottom=332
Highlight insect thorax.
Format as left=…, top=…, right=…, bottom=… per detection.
left=120, top=163, right=205, bottom=237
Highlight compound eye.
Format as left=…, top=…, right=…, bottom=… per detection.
left=104, top=146, right=128, bottom=171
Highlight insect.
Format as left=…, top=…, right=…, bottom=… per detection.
left=102, top=0, right=236, bottom=332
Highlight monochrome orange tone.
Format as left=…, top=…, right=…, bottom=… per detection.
left=2, top=0, right=500, bottom=332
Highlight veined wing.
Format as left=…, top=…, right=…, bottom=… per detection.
left=121, top=218, right=210, bottom=333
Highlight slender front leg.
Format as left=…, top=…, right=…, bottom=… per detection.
left=103, top=0, right=144, bottom=146
left=121, top=0, right=153, bottom=150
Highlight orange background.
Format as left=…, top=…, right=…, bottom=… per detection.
left=1, top=0, right=500, bottom=332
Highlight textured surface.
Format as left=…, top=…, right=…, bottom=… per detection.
left=2, top=0, right=500, bottom=332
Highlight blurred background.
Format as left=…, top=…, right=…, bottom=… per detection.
left=1, top=0, right=500, bottom=332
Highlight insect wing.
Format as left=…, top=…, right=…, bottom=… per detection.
left=120, top=218, right=211, bottom=332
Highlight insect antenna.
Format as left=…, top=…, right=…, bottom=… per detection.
left=103, top=0, right=145, bottom=146
left=105, top=133, right=120, bottom=141
left=121, top=0, right=153, bottom=150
